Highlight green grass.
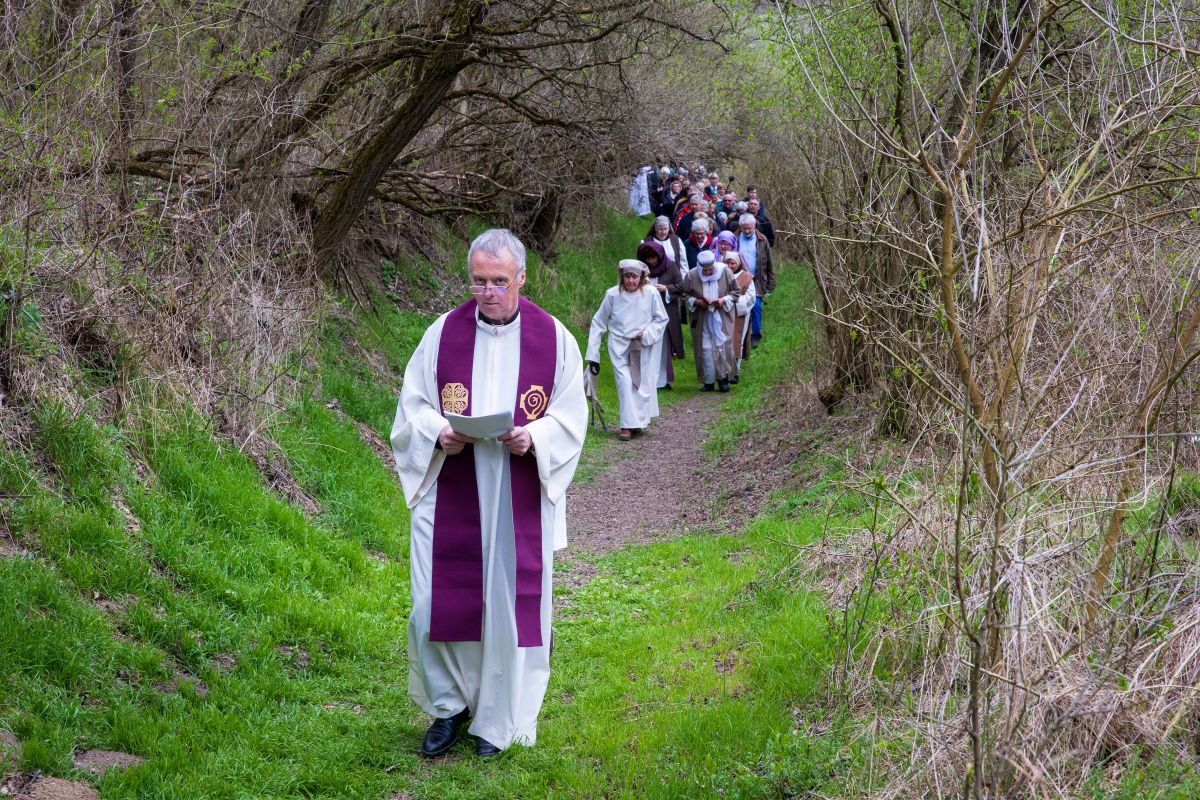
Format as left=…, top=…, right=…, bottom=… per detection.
left=0, top=213, right=853, bottom=798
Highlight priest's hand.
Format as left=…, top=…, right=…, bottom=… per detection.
left=498, top=426, right=533, bottom=456
left=438, top=425, right=476, bottom=455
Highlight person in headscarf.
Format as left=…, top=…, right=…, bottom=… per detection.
left=645, top=215, right=685, bottom=274
left=722, top=250, right=756, bottom=384
left=585, top=259, right=669, bottom=441
left=681, top=250, right=741, bottom=392
left=711, top=230, right=737, bottom=259
left=636, top=239, right=685, bottom=389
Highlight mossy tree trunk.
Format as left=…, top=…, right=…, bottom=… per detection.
left=311, top=1, right=485, bottom=297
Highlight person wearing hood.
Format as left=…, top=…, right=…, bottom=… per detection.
left=645, top=215, right=685, bottom=275
left=710, top=230, right=737, bottom=259
left=722, top=251, right=756, bottom=383
left=586, top=259, right=669, bottom=441
left=636, top=239, right=685, bottom=389
left=681, top=250, right=741, bottom=392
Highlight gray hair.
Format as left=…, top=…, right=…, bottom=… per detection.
left=735, top=201, right=748, bottom=213
left=691, top=219, right=710, bottom=234
left=467, top=228, right=526, bottom=277
left=738, top=213, right=757, bottom=228
left=654, top=215, right=671, bottom=229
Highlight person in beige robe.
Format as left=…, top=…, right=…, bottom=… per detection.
left=681, top=250, right=741, bottom=392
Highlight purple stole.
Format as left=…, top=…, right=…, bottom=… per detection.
left=431, top=298, right=557, bottom=647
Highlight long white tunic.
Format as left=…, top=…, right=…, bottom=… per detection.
left=585, top=286, right=669, bottom=429
left=390, top=308, right=587, bottom=749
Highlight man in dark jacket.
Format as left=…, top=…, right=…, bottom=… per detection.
left=683, top=218, right=713, bottom=271
left=674, top=192, right=704, bottom=238
left=748, top=198, right=776, bottom=247
left=742, top=184, right=767, bottom=217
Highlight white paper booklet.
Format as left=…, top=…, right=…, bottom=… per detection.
left=445, top=411, right=514, bottom=439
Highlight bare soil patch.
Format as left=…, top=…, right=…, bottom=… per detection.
left=72, top=749, right=143, bottom=775
left=565, top=392, right=725, bottom=561
left=0, top=775, right=98, bottom=800
left=0, top=527, right=24, bottom=559
left=560, top=385, right=817, bottom=590
left=1, top=731, right=19, bottom=771
left=558, top=376, right=838, bottom=595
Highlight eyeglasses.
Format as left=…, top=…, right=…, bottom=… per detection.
left=468, top=281, right=510, bottom=295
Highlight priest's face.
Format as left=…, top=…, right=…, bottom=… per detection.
left=620, top=271, right=641, bottom=292
left=469, top=248, right=524, bottom=321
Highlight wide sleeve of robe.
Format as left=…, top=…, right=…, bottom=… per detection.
left=637, top=287, right=670, bottom=347
left=525, top=318, right=588, bottom=506
left=659, top=260, right=686, bottom=295
left=585, top=290, right=615, bottom=364
left=390, top=314, right=450, bottom=508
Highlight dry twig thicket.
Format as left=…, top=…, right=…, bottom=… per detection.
left=0, top=0, right=731, bottom=432
left=752, top=0, right=1200, bottom=795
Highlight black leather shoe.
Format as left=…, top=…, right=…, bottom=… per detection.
left=421, top=708, right=470, bottom=757
left=701, top=383, right=715, bottom=392
left=476, top=737, right=502, bottom=758
left=718, top=379, right=730, bottom=393
left=729, top=376, right=739, bottom=385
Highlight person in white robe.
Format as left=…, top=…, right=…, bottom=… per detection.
left=585, top=259, right=669, bottom=441
left=390, top=229, right=587, bottom=758
left=628, top=166, right=652, bottom=216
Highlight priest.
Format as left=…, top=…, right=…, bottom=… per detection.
left=390, top=228, right=587, bottom=758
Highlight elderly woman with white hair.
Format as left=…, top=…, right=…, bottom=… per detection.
left=586, top=259, right=670, bottom=441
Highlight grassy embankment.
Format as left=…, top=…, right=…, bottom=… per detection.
left=2, top=210, right=861, bottom=799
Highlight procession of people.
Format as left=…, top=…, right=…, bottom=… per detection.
left=594, top=164, right=776, bottom=439
left=388, top=169, right=776, bottom=759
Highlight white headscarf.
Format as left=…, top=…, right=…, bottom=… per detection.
left=695, top=252, right=727, bottom=347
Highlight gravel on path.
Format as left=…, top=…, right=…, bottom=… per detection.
left=564, top=392, right=724, bottom=561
